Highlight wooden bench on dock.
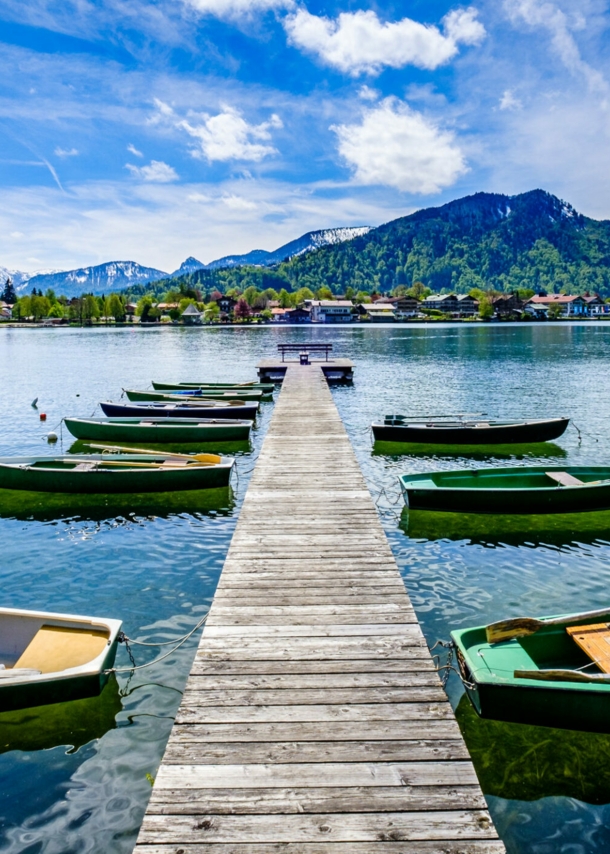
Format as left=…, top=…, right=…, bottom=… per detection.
left=277, top=343, right=333, bottom=363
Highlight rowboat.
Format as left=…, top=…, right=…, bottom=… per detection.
left=400, top=466, right=610, bottom=513
left=0, top=452, right=234, bottom=492
left=65, top=416, right=252, bottom=443
left=125, top=388, right=265, bottom=403
left=452, top=607, right=610, bottom=732
left=0, top=606, right=122, bottom=711
left=153, top=381, right=275, bottom=393
left=373, top=416, right=569, bottom=444
left=100, top=400, right=259, bottom=420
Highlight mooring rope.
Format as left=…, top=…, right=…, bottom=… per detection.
left=106, top=612, right=210, bottom=674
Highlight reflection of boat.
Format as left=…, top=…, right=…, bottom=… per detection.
left=0, top=674, right=122, bottom=754
left=401, top=507, right=610, bottom=548
left=0, top=607, right=122, bottom=712
left=153, top=380, right=275, bottom=394
left=400, top=466, right=610, bottom=513
left=373, top=441, right=567, bottom=460
left=0, top=485, right=234, bottom=522
left=455, top=693, right=610, bottom=803
left=125, top=388, right=266, bottom=402
left=65, top=416, right=252, bottom=443
left=0, top=453, right=234, bottom=493
left=101, top=400, right=259, bottom=420
left=374, top=416, right=569, bottom=444
left=452, top=607, right=610, bottom=732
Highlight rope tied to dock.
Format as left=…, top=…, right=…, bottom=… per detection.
left=107, top=611, right=210, bottom=674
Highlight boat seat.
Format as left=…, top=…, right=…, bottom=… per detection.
left=73, top=462, right=97, bottom=471
left=545, top=471, right=584, bottom=487
left=566, top=623, right=610, bottom=673
left=14, top=625, right=109, bottom=674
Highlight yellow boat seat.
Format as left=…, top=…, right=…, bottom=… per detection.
left=14, top=625, right=109, bottom=674
left=566, top=623, right=610, bottom=674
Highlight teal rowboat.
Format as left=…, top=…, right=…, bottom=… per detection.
left=452, top=609, right=610, bottom=732
left=0, top=453, right=233, bottom=493
left=125, top=388, right=264, bottom=403
left=65, top=416, right=252, bottom=443
left=0, top=606, right=121, bottom=711
left=400, top=466, right=610, bottom=513
left=153, top=381, right=275, bottom=394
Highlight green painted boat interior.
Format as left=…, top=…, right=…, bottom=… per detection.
left=404, top=466, right=610, bottom=489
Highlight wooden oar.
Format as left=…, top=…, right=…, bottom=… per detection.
left=85, top=444, right=222, bottom=464
left=486, top=606, right=610, bottom=643
left=514, top=669, right=610, bottom=684
left=95, top=460, right=211, bottom=468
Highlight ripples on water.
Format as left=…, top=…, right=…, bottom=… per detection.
left=1, top=323, right=610, bottom=853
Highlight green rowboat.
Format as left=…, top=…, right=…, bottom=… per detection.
left=0, top=453, right=234, bottom=493
left=400, top=466, right=610, bottom=513
left=0, top=606, right=122, bottom=711
left=65, top=416, right=252, bottom=443
left=452, top=608, right=610, bottom=732
left=125, top=388, right=265, bottom=403
left=153, top=380, right=275, bottom=394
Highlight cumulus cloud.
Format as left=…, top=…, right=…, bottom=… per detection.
left=504, top=0, right=608, bottom=93
left=499, top=89, right=522, bottom=110
left=179, top=107, right=283, bottom=163
left=283, top=6, right=485, bottom=76
left=125, top=160, right=179, bottom=182
left=54, top=147, right=79, bottom=157
left=127, top=143, right=143, bottom=157
left=185, top=0, right=292, bottom=20
left=332, top=98, right=467, bottom=193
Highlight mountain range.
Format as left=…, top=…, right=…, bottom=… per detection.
left=5, top=227, right=371, bottom=299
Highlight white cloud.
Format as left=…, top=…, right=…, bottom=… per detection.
left=125, top=160, right=179, bottom=182
left=184, top=0, right=292, bottom=19
left=332, top=98, right=467, bottom=193
left=221, top=194, right=258, bottom=210
left=504, top=0, right=608, bottom=93
left=179, top=107, right=283, bottom=162
left=54, top=146, right=79, bottom=157
left=283, top=6, right=485, bottom=76
left=10, top=231, right=24, bottom=238
left=358, top=85, right=379, bottom=101
left=499, top=89, right=522, bottom=110
left=127, top=143, right=143, bottom=157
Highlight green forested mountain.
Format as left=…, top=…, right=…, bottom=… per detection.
left=277, top=189, right=610, bottom=296
left=127, top=189, right=610, bottom=300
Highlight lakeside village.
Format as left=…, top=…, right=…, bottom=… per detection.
left=1, top=277, right=610, bottom=325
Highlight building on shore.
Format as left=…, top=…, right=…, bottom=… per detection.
left=525, top=294, right=596, bottom=317
left=421, top=293, right=479, bottom=316
left=181, top=303, right=203, bottom=325
left=271, top=307, right=311, bottom=323
left=373, top=296, right=420, bottom=318
left=359, top=303, right=396, bottom=322
left=310, top=300, right=354, bottom=323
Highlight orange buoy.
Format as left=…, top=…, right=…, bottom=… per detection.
left=40, top=413, right=47, bottom=421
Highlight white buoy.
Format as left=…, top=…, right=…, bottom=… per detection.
left=47, top=432, right=58, bottom=443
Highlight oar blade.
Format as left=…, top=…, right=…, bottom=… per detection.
left=485, top=617, right=542, bottom=644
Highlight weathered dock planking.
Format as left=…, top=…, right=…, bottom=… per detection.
left=135, top=364, right=504, bottom=853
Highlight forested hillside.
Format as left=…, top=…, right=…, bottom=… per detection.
left=124, top=189, right=610, bottom=300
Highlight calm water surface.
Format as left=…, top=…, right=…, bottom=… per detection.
left=1, top=323, right=610, bottom=853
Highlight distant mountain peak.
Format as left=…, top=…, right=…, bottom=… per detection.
left=23, top=260, right=168, bottom=299
left=171, top=256, right=205, bottom=278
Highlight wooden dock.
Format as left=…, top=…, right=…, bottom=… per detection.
left=135, top=364, right=504, bottom=853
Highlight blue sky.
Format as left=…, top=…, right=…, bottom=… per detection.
left=1, top=0, right=610, bottom=272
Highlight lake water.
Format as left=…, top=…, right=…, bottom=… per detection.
left=1, top=322, right=610, bottom=853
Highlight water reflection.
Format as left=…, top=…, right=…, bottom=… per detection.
left=0, top=486, right=235, bottom=523
left=373, top=441, right=568, bottom=460
left=0, top=676, right=122, bottom=755
left=402, top=507, right=610, bottom=549
left=456, top=694, right=610, bottom=804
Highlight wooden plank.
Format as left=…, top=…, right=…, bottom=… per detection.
left=137, top=810, right=497, bottom=842
left=134, top=364, right=502, bottom=853
left=146, top=784, right=486, bottom=813
left=163, top=740, right=470, bottom=764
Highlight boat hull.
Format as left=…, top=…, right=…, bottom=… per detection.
left=65, top=417, right=252, bottom=443
left=0, top=607, right=122, bottom=712
left=0, top=454, right=234, bottom=493
left=452, top=615, right=610, bottom=732
left=401, top=466, right=610, bottom=513
left=101, top=401, right=258, bottom=420
left=153, top=381, right=275, bottom=393
left=126, top=389, right=265, bottom=402
left=373, top=417, right=569, bottom=445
